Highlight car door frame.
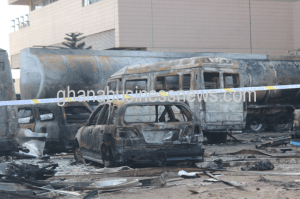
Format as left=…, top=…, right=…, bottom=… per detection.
left=90, top=104, right=111, bottom=160
left=79, top=104, right=104, bottom=158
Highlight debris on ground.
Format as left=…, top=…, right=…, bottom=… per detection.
left=203, top=171, right=246, bottom=190
left=196, top=159, right=223, bottom=170
left=93, top=166, right=133, bottom=173
left=216, top=149, right=273, bottom=156
left=258, top=175, right=300, bottom=190
left=83, top=190, right=98, bottom=199
left=139, top=172, right=167, bottom=186
left=241, top=161, right=274, bottom=171
left=178, top=170, right=202, bottom=178
left=280, top=148, right=293, bottom=153
left=1, top=162, right=58, bottom=180
left=256, top=137, right=291, bottom=149
left=0, top=131, right=299, bottom=198
left=188, top=186, right=234, bottom=194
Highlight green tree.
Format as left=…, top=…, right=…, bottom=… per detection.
left=62, top=32, right=92, bottom=50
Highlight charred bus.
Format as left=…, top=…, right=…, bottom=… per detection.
left=107, top=55, right=300, bottom=138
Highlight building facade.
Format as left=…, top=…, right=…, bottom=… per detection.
left=9, top=0, right=300, bottom=69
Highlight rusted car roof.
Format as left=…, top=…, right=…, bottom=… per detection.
left=18, top=102, right=91, bottom=109
left=108, top=100, right=189, bottom=106
left=110, top=57, right=236, bottom=78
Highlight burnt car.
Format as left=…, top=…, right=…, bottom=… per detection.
left=74, top=100, right=204, bottom=167
left=18, top=102, right=92, bottom=153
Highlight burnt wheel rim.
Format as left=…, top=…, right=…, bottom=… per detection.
left=277, top=115, right=288, bottom=129
left=250, top=117, right=263, bottom=131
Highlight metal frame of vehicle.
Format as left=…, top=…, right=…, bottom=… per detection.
left=74, top=100, right=204, bottom=166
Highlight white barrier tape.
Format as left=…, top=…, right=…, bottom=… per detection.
left=1, top=84, right=300, bottom=107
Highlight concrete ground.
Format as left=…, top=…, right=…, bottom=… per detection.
left=14, top=131, right=300, bottom=199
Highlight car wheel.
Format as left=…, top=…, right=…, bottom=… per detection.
left=248, top=116, right=266, bottom=132
left=73, top=147, right=85, bottom=164
left=103, top=148, right=115, bottom=168
left=271, top=113, right=292, bottom=132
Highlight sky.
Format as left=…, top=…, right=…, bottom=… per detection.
left=0, top=1, right=28, bottom=78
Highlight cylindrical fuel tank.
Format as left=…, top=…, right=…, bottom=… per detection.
left=235, top=57, right=300, bottom=104
left=20, top=48, right=191, bottom=99
left=0, top=49, right=18, bottom=139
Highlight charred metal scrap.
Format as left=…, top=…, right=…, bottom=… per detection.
left=3, top=162, right=58, bottom=180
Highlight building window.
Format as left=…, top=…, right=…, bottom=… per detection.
left=83, top=0, right=101, bottom=6
left=32, top=0, right=58, bottom=11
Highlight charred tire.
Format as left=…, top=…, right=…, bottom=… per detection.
left=271, top=113, right=292, bottom=132
left=248, top=116, right=266, bottom=132
left=73, top=147, right=85, bottom=164
left=103, top=147, right=116, bottom=168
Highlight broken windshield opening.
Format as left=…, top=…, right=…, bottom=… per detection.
left=124, top=104, right=193, bottom=124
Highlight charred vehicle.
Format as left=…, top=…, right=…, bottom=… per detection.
left=18, top=102, right=92, bottom=153
left=0, top=49, right=47, bottom=157
left=74, top=101, right=204, bottom=167
left=106, top=57, right=245, bottom=143
left=108, top=55, right=300, bottom=135
left=0, top=49, right=19, bottom=156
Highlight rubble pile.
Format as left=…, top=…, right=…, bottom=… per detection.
left=7, top=162, right=58, bottom=180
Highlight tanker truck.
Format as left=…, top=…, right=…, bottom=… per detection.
left=0, top=49, right=47, bottom=157
left=20, top=48, right=300, bottom=132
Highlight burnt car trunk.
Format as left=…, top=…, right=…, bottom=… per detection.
left=113, top=122, right=203, bottom=165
